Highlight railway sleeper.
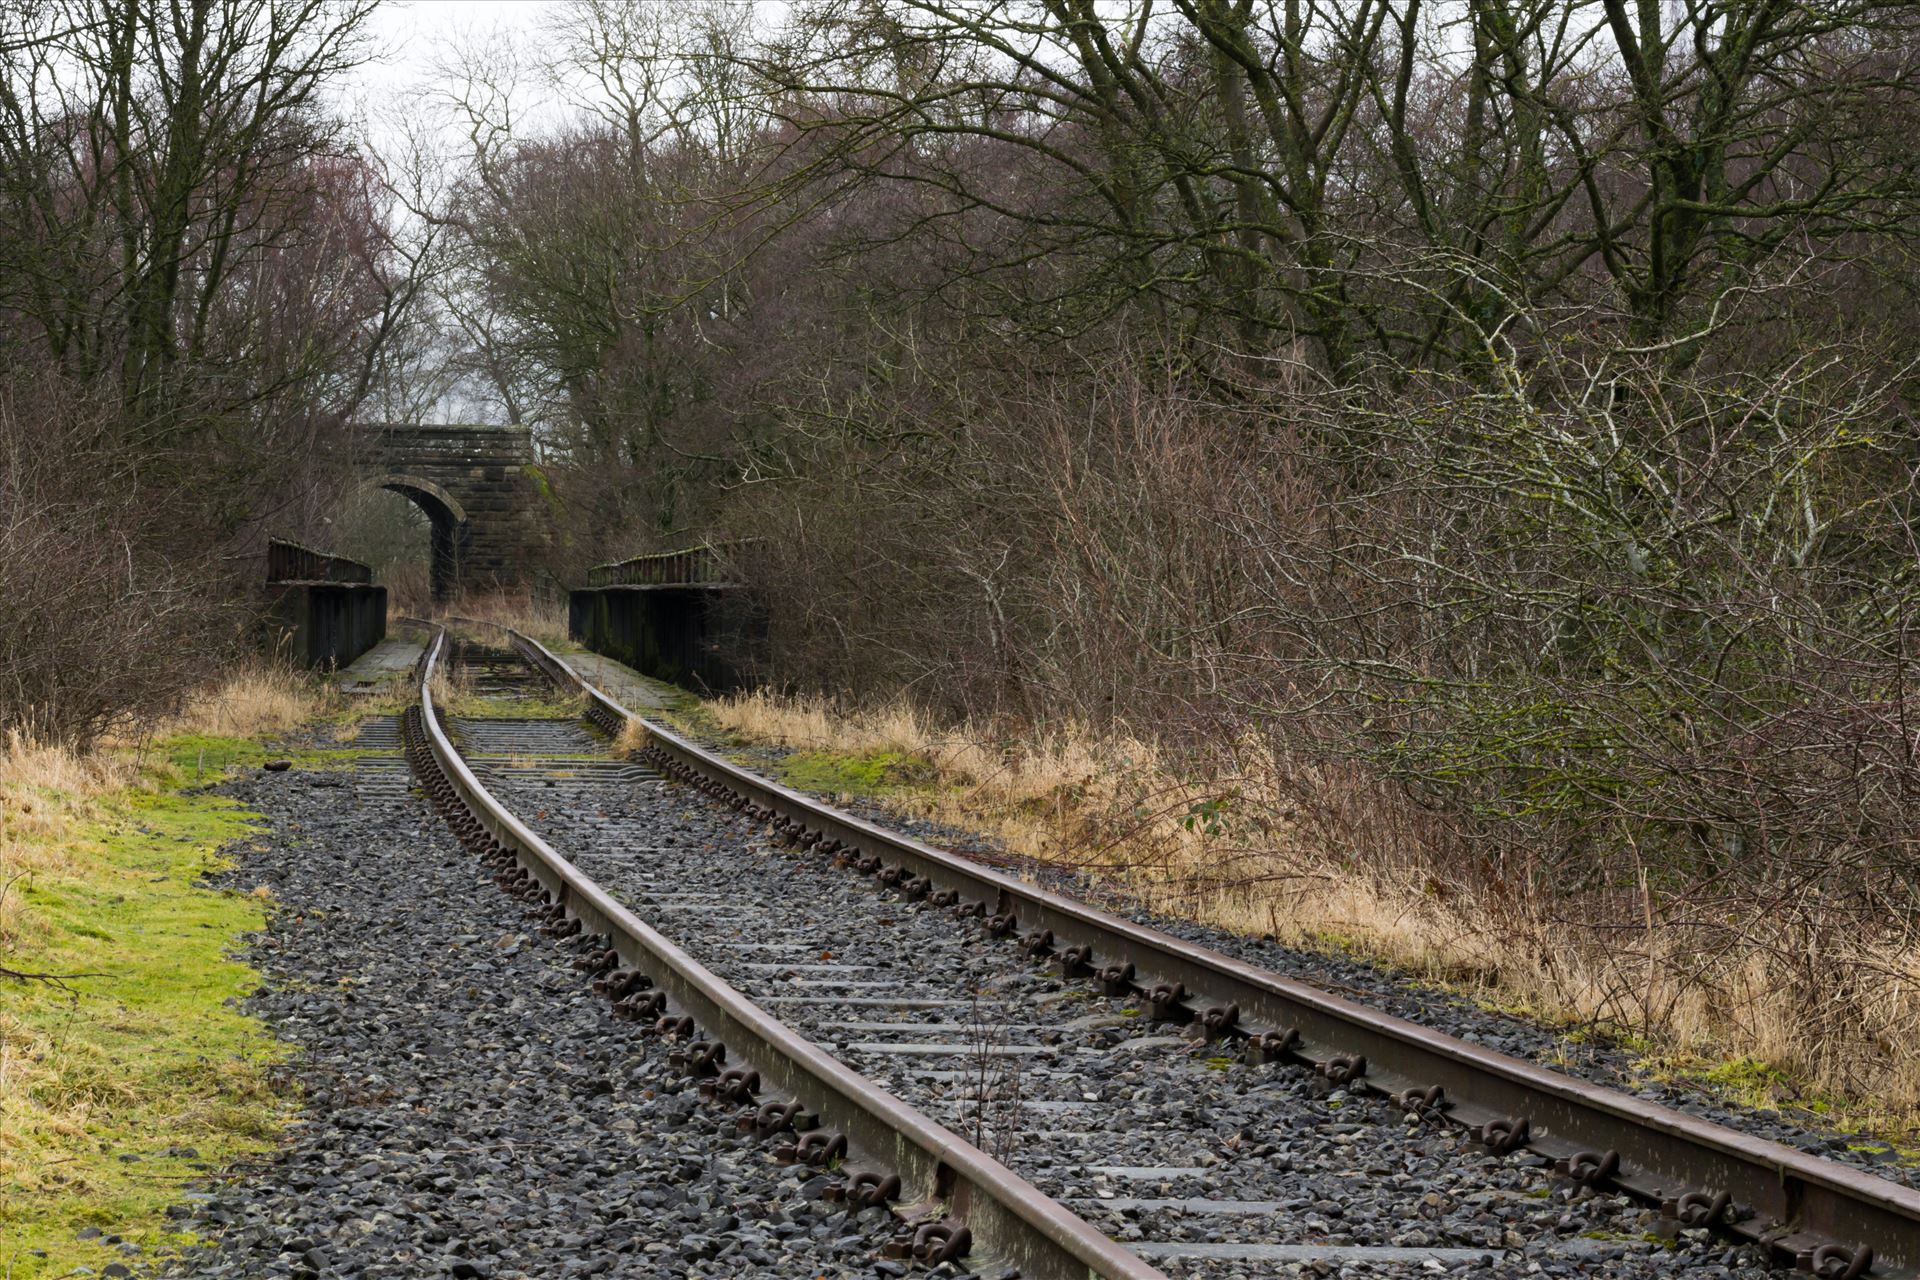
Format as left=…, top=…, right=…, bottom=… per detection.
left=503, top=629, right=1920, bottom=1280
left=406, top=703, right=973, bottom=1270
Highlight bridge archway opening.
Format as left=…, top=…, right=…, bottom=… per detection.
left=336, top=474, right=470, bottom=604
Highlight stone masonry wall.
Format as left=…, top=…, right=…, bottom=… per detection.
left=359, top=424, right=550, bottom=592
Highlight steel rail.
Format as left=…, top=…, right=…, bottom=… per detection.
left=414, top=627, right=1163, bottom=1280
left=511, top=628, right=1920, bottom=1280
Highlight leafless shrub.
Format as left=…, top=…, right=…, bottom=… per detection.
left=960, top=996, right=1024, bottom=1162
left=716, top=324, right=1920, bottom=1105
left=0, top=376, right=231, bottom=746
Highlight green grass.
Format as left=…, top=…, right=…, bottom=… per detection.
left=1692, top=1054, right=1794, bottom=1099
left=769, top=749, right=934, bottom=798
left=1, top=765, right=296, bottom=1276
left=1623, top=1052, right=1920, bottom=1163
left=450, top=693, right=586, bottom=720
left=152, top=732, right=360, bottom=781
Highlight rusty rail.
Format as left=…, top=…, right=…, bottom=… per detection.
left=509, top=627, right=1920, bottom=1280
left=413, top=627, right=1162, bottom=1280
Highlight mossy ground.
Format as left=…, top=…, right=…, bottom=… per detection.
left=0, top=743, right=318, bottom=1276
left=450, top=692, right=587, bottom=720
left=768, top=749, right=935, bottom=798
left=151, top=732, right=361, bottom=781
left=1624, top=1051, right=1920, bottom=1162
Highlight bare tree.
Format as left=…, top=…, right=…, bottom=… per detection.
left=0, top=0, right=436, bottom=736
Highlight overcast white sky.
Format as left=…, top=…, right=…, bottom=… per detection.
left=336, top=0, right=562, bottom=150
left=355, top=0, right=549, bottom=94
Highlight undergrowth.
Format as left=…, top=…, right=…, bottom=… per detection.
left=443, top=589, right=568, bottom=648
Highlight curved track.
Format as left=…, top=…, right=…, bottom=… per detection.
left=400, top=625, right=1920, bottom=1280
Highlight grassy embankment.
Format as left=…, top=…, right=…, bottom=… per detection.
left=0, top=666, right=350, bottom=1278
left=664, top=687, right=1919, bottom=1151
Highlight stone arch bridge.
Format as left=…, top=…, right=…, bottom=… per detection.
left=356, top=423, right=550, bottom=599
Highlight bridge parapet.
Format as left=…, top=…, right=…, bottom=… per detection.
left=585, top=540, right=751, bottom=588
left=571, top=541, right=762, bottom=692
left=262, top=537, right=386, bottom=670
left=267, top=536, right=374, bottom=585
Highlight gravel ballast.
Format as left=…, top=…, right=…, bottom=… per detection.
left=156, top=630, right=1892, bottom=1280
left=463, top=702, right=1785, bottom=1279
left=163, top=733, right=902, bottom=1280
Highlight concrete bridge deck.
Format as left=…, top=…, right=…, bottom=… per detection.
left=336, top=633, right=428, bottom=695
left=554, top=646, right=682, bottom=712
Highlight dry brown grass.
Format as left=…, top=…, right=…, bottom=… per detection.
left=448, top=589, right=568, bottom=646
left=426, top=654, right=473, bottom=710
left=704, top=688, right=1920, bottom=1126
left=703, top=690, right=1114, bottom=832
left=0, top=732, right=132, bottom=945
left=143, top=660, right=339, bottom=743
left=3, top=662, right=333, bottom=945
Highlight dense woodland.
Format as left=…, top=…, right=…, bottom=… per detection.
left=6, top=0, right=1920, bottom=1094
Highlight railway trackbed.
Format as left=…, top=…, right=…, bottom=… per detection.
left=399, top=625, right=1920, bottom=1280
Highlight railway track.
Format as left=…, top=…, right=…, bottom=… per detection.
left=400, top=625, right=1920, bottom=1280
